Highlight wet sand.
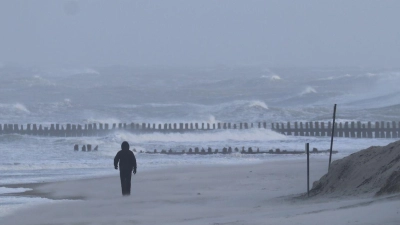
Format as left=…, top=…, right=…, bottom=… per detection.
left=1, top=159, right=399, bottom=225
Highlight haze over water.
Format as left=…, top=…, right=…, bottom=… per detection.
left=1, top=0, right=400, bottom=218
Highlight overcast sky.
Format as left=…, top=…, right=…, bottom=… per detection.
left=1, top=0, right=400, bottom=67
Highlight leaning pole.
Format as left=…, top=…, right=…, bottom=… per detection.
left=328, top=104, right=337, bottom=171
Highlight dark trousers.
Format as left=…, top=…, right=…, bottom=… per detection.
left=119, top=169, right=132, bottom=196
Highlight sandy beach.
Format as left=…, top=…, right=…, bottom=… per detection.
left=1, top=158, right=399, bottom=225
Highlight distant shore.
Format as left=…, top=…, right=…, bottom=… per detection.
left=1, top=158, right=399, bottom=225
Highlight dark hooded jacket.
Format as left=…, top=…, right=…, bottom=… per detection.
left=114, top=149, right=137, bottom=171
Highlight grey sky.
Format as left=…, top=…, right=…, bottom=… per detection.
left=1, top=0, right=399, bottom=67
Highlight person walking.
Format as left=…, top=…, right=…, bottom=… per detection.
left=114, top=141, right=137, bottom=196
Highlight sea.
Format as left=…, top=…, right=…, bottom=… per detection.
left=0, top=65, right=399, bottom=217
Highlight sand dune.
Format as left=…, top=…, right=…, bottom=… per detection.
left=311, top=140, right=400, bottom=197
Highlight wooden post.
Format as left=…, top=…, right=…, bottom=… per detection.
left=381, top=121, right=385, bottom=138
left=356, top=121, right=362, bottom=138
left=344, top=122, right=349, bottom=137
left=294, top=122, right=298, bottom=136
left=315, top=122, right=320, bottom=136
left=375, top=122, right=380, bottom=138
left=338, top=123, right=343, bottom=137
left=77, top=125, right=83, bottom=137
left=350, top=122, right=355, bottom=138
left=392, top=121, right=398, bottom=138
left=66, top=124, right=72, bottom=137
left=387, top=122, right=392, bottom=138
left=299, top=122, right=304, bottom=136
left=306, top=143, right=310, bottom=197
left=263, top=122, right=267, bottom=129
left=327, top=122, right=332, bottom=136
left=367, top=122, right=372, bottom=138
left=362, top=124, right=366, bottom=138
left=305, top=122, right=309, bottom=136
left=309, top=122, right=314, bottom=136
left=321, top=122, right=326, bottom=136
left=26, top=124, right=32, bottom=135
left=397, top=122, right=400, bottom=138
left=287, top=122, right=292, bottom=135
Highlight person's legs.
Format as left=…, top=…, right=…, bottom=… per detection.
left=120, top=170, right=126, bottom=195
left=120, top=170, right=132, bottom=196
left=126, top=171, right=132, bottom=195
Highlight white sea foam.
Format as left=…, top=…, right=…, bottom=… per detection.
left=108, top=129, right=286, bottom=144
left=270, top=75, right=282, bottom=81
left=27, top=75, right=56, bottom=87
left=82, top=68, right=100, bottom=75
left=147, top=103, right=182, bottom=107
left=0, top=103, right=30, bottom=114
left=300, top=86, right=317, bottom=96
left=13, top=103, right=30, bottom=113
left=248, top=101, right=268, bottom=110
left=318, top=74, right=352, bottom=80
left=207, top=115, right=218, bottom=123
left=69, top=68, right=100, bottom=75
left=260, top=74, right=282, bottom=80
left=83, top=117, right=121, bottom=125
left=0, top=187, right=32, bottom=194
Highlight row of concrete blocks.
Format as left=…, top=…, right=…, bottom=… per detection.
left=0, top=122, right=268, bottom=136
left=272, top=121, right=400, bottom=138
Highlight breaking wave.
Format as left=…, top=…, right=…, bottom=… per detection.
left=0, top=103, right=30, bottom=114
left=22, top=75, right=56, bottom=87
left=107, top=129, right=287, bottom=144
left=248, top=101, right=268, bottom=110
left=300, top=86, right=317, bottom=96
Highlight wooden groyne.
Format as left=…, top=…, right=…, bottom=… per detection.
left=144, top=147, right=338, bottom=155
left=0, top=121, right=399, bottom=138
left=271, top=121, right=400, bottom=138
left=0, top=122, right=266, bottom=137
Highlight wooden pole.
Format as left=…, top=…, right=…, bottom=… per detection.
left=306, top=143, right=310, bottom=197
left=328, top=104, right=337, bottom=171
